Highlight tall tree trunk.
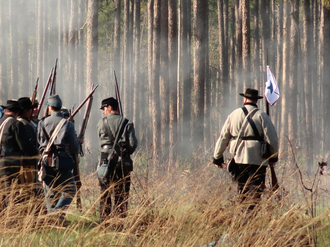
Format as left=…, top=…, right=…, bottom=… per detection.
left=148, top=0, right=154, bottom=149
left=133, top=0, right=141, bottom=143
left=86, top=0, right=99, bottom=154
left=123, top=0, right=133, bottom=119
left=151, top=0, right=161, bottom=167
left=302, top=0, right=313, bottom=170
left=279, top=1, right=291, bottom=157
left=192, top=0, right=207, bottom=153
left=321, top=3, right=330, bottom=152
left=253, top=0, right=260, bottom=89
left=287, top=0, right=299, bottom=140
left=168, top=0, right=178, bottom=165
left=235, top=0, right=242, bottom=106
left=9, top=0, right=18, bottom=99
left=218, top=0, right=225, bottom=111
left=160, top=0, right=169, bottom=162
left=63, top=0, right=70, bottom=92
left=180, top=0, right=192, bottom=153
left=204, top=1, right=210, bottom=149
left=78, top=0, right=86, bottom=104
left=221, top=0, right=229, bottom=110
left=229, top=5, right=236, bottom=97
left=68, top=0, right=78, bottom=107
left=241, top=0, right=250, bottom=84
left=275, top=0, right=283, bottom=131
left=113, top=0, right=121, bottom=84
left=19, top=0, right=29, bottom=96
left=0, top=0, right=8, bottom=100
left=57, top=0, right=63, bottom=93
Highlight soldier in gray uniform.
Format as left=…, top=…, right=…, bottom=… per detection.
left=97, top=97, right=137, bottom=220
left=213, top=88, right=278, bottom=209
left=37, top=95, right=79, bottom=219
left=0, top=100, right=38, bottom=208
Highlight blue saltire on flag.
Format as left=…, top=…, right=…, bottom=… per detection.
left=264, top=65, right=280, bottom=106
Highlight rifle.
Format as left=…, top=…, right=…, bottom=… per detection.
left=31, top=77, right=39, bottom=106
left=36, top=68, right=54, bottom=118
left=114, top=71, right=123, bottom=116
left=68, top=84, right=99, bottom=121
left=78, top=84, right=94, bottom=157
left=45, top=59, right=58, bottom=117
left=50, top=58, right=58, bottom=95
left=71, top=85, right=97, bottom=211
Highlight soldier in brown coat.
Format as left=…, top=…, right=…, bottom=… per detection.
left=213, top=88, right=279, bottom=209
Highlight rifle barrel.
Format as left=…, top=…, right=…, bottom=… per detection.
left=36, top=68, right=54, bottom=117
left=31, top=77, right=39, bottom=106
left=114, top=71, right=123, bottom=116
left=69, top=85, right=99, bottom=121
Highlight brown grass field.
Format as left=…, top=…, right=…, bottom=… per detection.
left=0, top=148, right=329, bottom=247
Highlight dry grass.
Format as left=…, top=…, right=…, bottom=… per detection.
left=0, top=152, right=329, bottom=247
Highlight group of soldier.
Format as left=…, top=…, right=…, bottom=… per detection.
left=0, top=86, right=278, bottom=225
left=0, top=93, right=138, bottom=224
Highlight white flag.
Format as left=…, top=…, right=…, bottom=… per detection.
left=264, top=65, right=280, bottom=106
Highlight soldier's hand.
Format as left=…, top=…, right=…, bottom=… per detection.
left=78, top=136, right=84, bottom=144
left=215, top=163, right=225, bottom=169
left=213, top=157, right=224, bottom=168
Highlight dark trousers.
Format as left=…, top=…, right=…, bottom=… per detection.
left=100, top=174, right=131, bottom=221
left=43, top=166, right=76, bottom=213
left=236, top=164, right=267, bottom=208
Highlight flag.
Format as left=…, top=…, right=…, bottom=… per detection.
left=264, top=65, right=280, bottom=106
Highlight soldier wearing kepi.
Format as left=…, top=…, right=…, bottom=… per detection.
left=97, top=97, right=137, bottom=220
left=17, top=97, right=39, bottom=195
left=37, top=95, right=79, bottom=220
left=0, top=100, right=38, bottom=208
left=213, top=88, right=279, bottom=210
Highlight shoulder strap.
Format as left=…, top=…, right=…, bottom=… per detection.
left=103, top=117, right=129, bottom=143
left=232, top=108, right=259, bottom=155
left=44, top=119, right=66, bottom=153
left=40, top=120, right=50, bottom=141
left=242, top=106, right=262, bottom=139
left=0, top=117, right=14, bottom=150
left=104, top=117, right=129, bottom=157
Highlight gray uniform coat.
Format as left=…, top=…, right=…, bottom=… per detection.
left=37, top=111, right=80, bottom=156
left=214, top=103, right=279, bottom=166
left=97, top=113, right=137, bottom=155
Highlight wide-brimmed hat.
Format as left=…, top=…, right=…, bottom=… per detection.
left=1, top=100, right=20, bottom=110
left=239, top=88, right=263, bottom=99
left=100, top=97, right=118, bottom=110
left=47, top=94, right=62, bottom=108
left=18, top=97, right=33, bottom=110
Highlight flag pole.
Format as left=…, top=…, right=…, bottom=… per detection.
left=265, top=48, right=279, bottom=191
left=266, top=48, right=270, bottom=116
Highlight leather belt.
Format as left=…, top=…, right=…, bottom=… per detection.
left=233, top=136, right=263, bottom=141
